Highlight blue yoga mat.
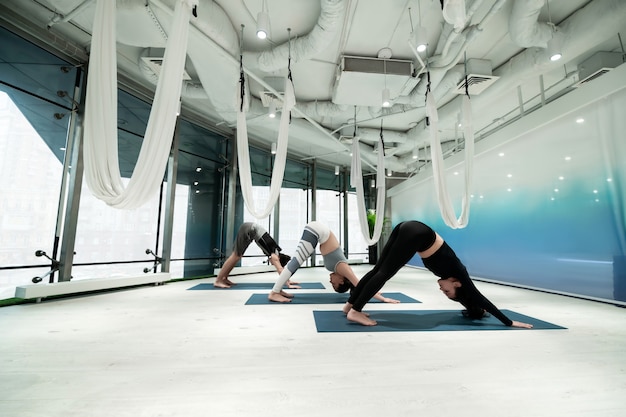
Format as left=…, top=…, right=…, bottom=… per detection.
left=245, top=292, right=420, bottom=305
left=313, top=309, right=566, bottom=332
left=188, top=282, right=326, bottom=290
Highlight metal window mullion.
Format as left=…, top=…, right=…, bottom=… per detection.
left=58, top=69, right=87, bottom=282
left=160, top=118, right=180, bottom=273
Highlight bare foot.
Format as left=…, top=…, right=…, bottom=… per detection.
left=225, top=279, right=236, bottom=286
left=213, top=280, right=231, bottom=288
left=343, top=304, right=369, bottom=316
left=347, top=309, right=377, bottom=326
left=268, top=291, right=293, bottom=303
left=287, top=281, right=302, bottom=289
left=279, top=290, right=294, bottom=298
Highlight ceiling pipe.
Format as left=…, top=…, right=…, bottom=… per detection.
left=137, top=48, right=209, bottom=99
left=293, top=101, right=351, bottom=119
left=128, top=0, right=377, bottom=169
left=0, top=4, right=88, bottom=63
left=438, top=0, right=485, bottom=56
left=483, top=0, right=626, bottom=101
left=390, top=0, right=626, bottom=161
left=509, top=0, right=554, bottom=48
left=135, top=0, right=468, bottom=173
left=244, top=0, right=347, bottom=73
left=47, top=0, right=95, bottom=29
left=121, top=0, right=626, bottom=175
left=357, top=128, right=409, bottom=145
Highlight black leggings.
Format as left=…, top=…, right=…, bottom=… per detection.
left=348, top=221, right=436, bottom=311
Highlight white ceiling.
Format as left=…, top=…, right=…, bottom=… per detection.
left=2, top=0, right=625, bottom=177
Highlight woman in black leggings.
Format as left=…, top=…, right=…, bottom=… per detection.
left=343, top=221, right=533, bottom=328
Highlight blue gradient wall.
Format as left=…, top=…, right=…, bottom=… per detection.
left=390, top=68, right=626, bottom=302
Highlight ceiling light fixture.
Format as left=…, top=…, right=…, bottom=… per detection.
left=546, top=1, right=562, bottom=62
left=387, top=168, right=392, bottom=177
left=411, top=2, right=427, bottom=53
left=382, top=59, right=391, bottom=107
left=335, top=165, right=340, bottom=175
left=268, top=100, right=276, bottom=118
left=414, top=26, right=428, bottom=53
left=381, top=88, right=391, bottom=108
left=370, top=179, right=376, bottom=188
left=256, top=0, right=270, bottom=40
left=547, top=31, right=563, bottom=61
left=412, top=147, right=418, bottom=159
left=271, top=142, right=277, bottom=154
left=442, top=0, right=466, bottom=30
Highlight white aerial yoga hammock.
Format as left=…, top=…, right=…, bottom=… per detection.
left=83, top=0, right=196, bottom=209
left=425, top=91, right=475, bottom=228
left=236, top=75, right=295, bottom=219
left=350, top=135, right=386, bottom=245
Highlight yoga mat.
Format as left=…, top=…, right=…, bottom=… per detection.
left=245, top=292, right=420, bottom=305
left=188, top=282, right=326, bottom=290
left=313, top=309, right=566, bottom=332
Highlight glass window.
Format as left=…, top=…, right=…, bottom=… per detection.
left=0, top=91, right=66, bottom=298
left=347, top=192, right=370, bottom=260
left=241, top=186, right=272, bottom=267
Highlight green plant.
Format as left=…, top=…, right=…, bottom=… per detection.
left=366, top=209, right=377, bottom=235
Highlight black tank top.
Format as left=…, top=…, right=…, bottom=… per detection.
left=422, top=242, right=512, bottom=326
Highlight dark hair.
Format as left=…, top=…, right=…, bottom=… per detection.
left=278, top=253, right=291, bottom=267
left=334, top=279, right=355, bottom=294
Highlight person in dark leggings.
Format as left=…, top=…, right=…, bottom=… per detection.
left=214, top=222, right=292, bottom=288
left=342, top=220, right=533, bottom=328
left=268, top=221, right=399, bottom=304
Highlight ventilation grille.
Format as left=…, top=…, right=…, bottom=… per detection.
left=333, top=56, right=417, bottom=106
left=573, top=52, right=622, bottom=88
left=574, top=68, right=612, bottom=87
left=454, top=74, right=499, bottom=95
left=260, top=91, right=283, bottom=108
left=140, top=57, right=191, bottom=80
left=338, top=136, right=354, bottom=144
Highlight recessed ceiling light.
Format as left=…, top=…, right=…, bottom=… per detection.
left=576, top=118, right=585, bottom=124
left=565, top=156, right=571, bottom=161
left=498, top=152, right=504, bottom=157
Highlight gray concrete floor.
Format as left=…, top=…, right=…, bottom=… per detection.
left=1, top=265, right=625, bottom=417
